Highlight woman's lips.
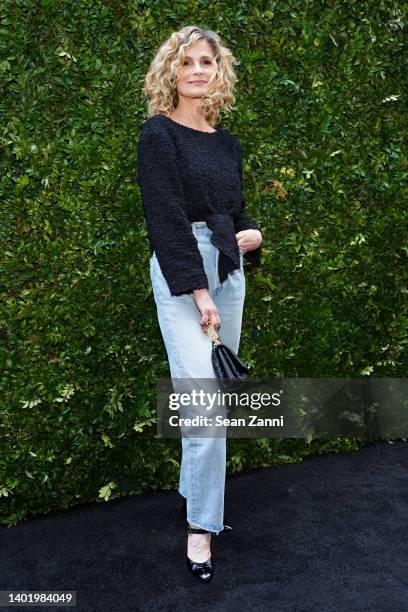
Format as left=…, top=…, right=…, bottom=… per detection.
left=189, top=81, right=207, bottom=84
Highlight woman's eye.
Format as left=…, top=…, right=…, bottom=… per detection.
left=183, top=60, right=213, bottom=65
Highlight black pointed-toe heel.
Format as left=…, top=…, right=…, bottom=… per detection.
left=186, top=523, right=214, bottom=582
left=180, top=496, right=232, bottom=533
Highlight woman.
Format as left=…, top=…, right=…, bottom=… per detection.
left=136, top=25, right=262, bottom=582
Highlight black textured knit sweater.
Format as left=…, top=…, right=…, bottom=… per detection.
left=136, top=114, right=262, bottom=296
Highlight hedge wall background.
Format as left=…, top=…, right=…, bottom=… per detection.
left=1, top=0, right=407, bottom=526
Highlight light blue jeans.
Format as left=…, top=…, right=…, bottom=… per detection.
left=150, top=222, right=246, bottom=533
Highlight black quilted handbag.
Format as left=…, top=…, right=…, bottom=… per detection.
left=204, top=323, right=250, bottom=393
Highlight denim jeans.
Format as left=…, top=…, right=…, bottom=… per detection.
left=150, top=221, right=245, bottom=533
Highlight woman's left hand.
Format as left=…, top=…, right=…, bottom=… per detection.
left=236, top=229, right=262, bottom=254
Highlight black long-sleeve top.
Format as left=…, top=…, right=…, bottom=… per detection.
left=136, top=114, right=262, bottom=296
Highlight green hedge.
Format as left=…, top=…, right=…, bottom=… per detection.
left=1, top=0, right=407, bottom=526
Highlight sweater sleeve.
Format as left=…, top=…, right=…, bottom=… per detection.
left=234, top=140, right=262, bottom=266
left=136, top=122, right=209, bottom=296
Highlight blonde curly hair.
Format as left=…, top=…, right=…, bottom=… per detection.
left=141, top=25, right=240, bottom=127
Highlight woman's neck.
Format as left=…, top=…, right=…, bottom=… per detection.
left=167, top=111, right=215, bottom=133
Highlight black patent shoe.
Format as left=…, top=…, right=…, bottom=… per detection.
left=186, top=524, right=214, bottom=582
left=180, top=496, right=232, bottom=533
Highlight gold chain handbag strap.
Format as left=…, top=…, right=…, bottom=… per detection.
left=203, top=322, right=222, bottom=346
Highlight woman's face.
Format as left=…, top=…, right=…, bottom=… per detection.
left=175, top=39, right=217, bottom=99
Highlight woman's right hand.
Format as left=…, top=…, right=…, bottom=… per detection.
left=192, top=288, right=221, bottom=333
